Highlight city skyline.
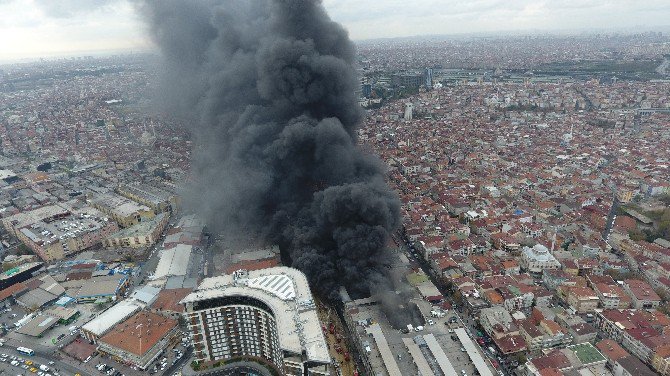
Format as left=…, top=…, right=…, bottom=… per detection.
left=1, top=0, right=670, bottom=61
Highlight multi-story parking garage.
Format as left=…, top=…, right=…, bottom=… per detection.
left=182, top=267, right=331, bottom=376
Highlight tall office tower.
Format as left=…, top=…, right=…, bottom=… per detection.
left=404, top=102, right=414, bottom=121
left=182, top=267, right=331, bottom=376
left=424, top=67, right=433, bottom=89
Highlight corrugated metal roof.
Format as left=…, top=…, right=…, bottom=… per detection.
left=82, top=300, right=141, bottom=336
left=403, top=337, right=435, bottom=376
left=423, top=333, right=457, bottom=376
left=455, top=328, right=494, bottom=376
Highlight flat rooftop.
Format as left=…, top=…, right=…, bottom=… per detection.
left=182, top=266, right=330, bottom=364
left=90, top=192, right=152, bottom=217
left=107, top=213, right=167, bottom=239
left=568, top=343, right=606, bottom=365
left=18, top=206, right=110, bottom=246
left=118, top=184, right=173, bottom=205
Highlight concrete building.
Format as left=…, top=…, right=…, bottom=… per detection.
left=566, top=287, right=600, bottom=314
left=593, top=283, right=632, bottom=309
left=81, top=300, right=141, bottom=342
left=102, top=212, right=169, bottom=249
left=89, top=192, right=155, bottom=228
left=622, top=279, right=662, bottom=309
left=3, top=203, right=118, bottom=261
left=98, top=310, right=179, bottom=370
left=651, top=345, right=670, bottom=376
left=116, top=183, right=176, bottom=214
left=153, top=244, right=193, bottom=280
left=613, top=355, right=658, bottom=376
left=404, top=102, right=414, bottom=121
left=181, top=267, right=331, bottom=376
left=520, top=244, right=561, bottom=277
left=519, top=319, right=572, bottom=354
left=479, top=306, right=519, bottom=340
left=0, top=262, right=43, bottom=290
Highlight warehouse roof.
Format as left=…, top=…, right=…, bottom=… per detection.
left=17, top=315, right=58, bottom=337
left=75, top=275, right=127, bottom=299
left=99, top=311, right=177, bottom=357
left=82, top=300, right=141, bottom=337
left=131, top=285, right=161, bottom=306
left=151, top=288, right=191, bottom=313
left=153, top=244, right=192, bottom=279
left=17, top=288, right=58, bottom=309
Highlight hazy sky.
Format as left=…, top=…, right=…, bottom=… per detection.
left=1, top=0, right=670, bottom=61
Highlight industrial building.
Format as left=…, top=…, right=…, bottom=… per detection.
left=81, top=299, right=142, bottom=342
left=65, top=274, right=129, bottom=303
left=116, top=183, right=176, bottom=213
left=2, top=202, right=119, bottom=261
left=0, top=261, right=43, bottom=290
left=102, top=212, right=169, bottom=248
left=153, top=244, right=193, bottom=280
left=342, top=294, right=484, bottom=376
left=97, top=310, right=179, bottom=370
left=16, top=314, right=58, bottom=337
left=181, top=267, right=331, bottom=376
left=89, top=192, right=155, bottom=228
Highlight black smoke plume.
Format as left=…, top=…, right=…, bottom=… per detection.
left=141, top=0, right=400, bottom=300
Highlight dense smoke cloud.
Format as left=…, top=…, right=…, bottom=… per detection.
left=141, top=0, right=400, bottom=299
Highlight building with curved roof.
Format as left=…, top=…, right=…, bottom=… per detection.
left=520, top=244, right=561, bottom=276
left=181, top=267, right=331, bottom=376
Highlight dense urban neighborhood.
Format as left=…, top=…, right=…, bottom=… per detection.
left=1, top=30, right=670, bottom=376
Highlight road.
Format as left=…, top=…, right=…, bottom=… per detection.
left=1, top=339, right=90, bottom=376
left=161, top=345, right=192, bottom=376
left=656, top=57, right=669, bottom=76
left=393, top=231, right=507, bottom=376
left=132, top=214, right=182, bottom=286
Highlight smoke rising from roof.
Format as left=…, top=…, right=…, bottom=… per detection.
left=141, top=0, right=400, bottom=299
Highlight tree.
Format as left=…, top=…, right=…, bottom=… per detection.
left=655, top=288, right=670, bottom=302
left=629, top=229, right=646, bottom=241
left=16, top=243, right=31, bottom=256
left=659, top=303, right=670, bottom=317
left=451, top=291, right=464, bottom=306
left=515, top=353, right=527, bottom=364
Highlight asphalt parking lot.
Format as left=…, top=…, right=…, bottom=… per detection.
left=0, top=303, right=28, bottom=331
